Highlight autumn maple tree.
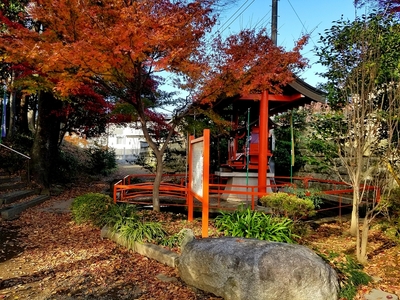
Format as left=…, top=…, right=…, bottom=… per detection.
left=0, top=0, right=219, bottom=208
left=1, top=0, right=309, bottom=210
left=198, top=28, right=308, bottom=103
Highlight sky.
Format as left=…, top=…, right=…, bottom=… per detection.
left=216, top=0, right=363, bottom=87
left=159, top=0, right=370, bottom=114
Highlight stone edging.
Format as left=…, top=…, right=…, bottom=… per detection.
left=100, top=226, right=180, bottom=268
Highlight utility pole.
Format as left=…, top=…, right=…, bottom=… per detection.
left=271, top=0, right=278, bottom=46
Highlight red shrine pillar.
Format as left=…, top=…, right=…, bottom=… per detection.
left=258, top=90, right=269, bottom=195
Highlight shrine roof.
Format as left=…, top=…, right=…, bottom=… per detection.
left=212, top=76, right=326, bottom=116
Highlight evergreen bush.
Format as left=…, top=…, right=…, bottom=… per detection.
left=86, top=146, right=117, bottom=176
left=53, top=149, right=80, bottom=183
left=260, top=192, right=316, bottom=222
left=0, top=134, right=33, bottom=175
left=71, top=193, right=114, bottom=227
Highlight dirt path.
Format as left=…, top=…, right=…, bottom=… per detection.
left=0, top=167, right=219, bottom=300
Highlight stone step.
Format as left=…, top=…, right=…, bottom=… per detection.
left=1, top=195, right=50, bottom=220
left=0, top=189, right=39, bottom=205
left=0, top=176, right=22, bottom=184
left=0, top=182, right=27, bottom=192
left=364, top=289, right=398, bottom=300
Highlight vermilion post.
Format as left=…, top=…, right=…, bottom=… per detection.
left=188, top=135, right=194, bottom=221
left=258, top=90, right=269, bottom=195
left=188, top=130, right=210, bottom=237
left=202, top=129, right=210, bottom=238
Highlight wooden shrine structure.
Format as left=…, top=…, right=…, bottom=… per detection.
left=212, top=77, right=326, bottom=196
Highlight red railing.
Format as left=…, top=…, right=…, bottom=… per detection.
left=113, top=173, right=381, bottom=215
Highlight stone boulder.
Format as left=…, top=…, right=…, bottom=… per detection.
left=178, top=237, right=339, bottom=300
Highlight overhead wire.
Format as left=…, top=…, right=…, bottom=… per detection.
left=286, top=0, right=318, bottom=47
left=164, top=0, right=256, bottom=85
left=217, top=0, right=256, bottom=35
left=215, top=0, right=252, bottom=35
left=252, top=9, right=271, bottom=31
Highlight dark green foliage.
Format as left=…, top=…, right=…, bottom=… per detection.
left=86, top=146, right=117, bottom=176
left=71, top=195, right=167, bottom=245
left=214, top=206, right=297, bottom=243
left=317, top=14, right=400, bottom=108
left=283, top=186, right=323, bottom=209
left=385, top=187, right=400, bottom=218
left=71, top=193, right=114, bottom=228
left=260, top=192, right=316, bottom=222
left=135, top=143, right=187, bottom=174
left=272, top=109, right=307, bottom=176
left=134, top=150, right=156, bottom=173
left=0, top=134, right=33, bottom=175
left=163, top=146, right=187, bottom=173
left=339, top=257, right=372, bottom=299
left=53, top=149, right=80, bottom=183
left=304, top=111, right=341, bottom=170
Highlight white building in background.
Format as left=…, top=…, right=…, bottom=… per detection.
left=94, top=123, right=149, bottom=163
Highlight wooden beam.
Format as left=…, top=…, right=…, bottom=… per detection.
left=239, top=93, right=303, bottom=102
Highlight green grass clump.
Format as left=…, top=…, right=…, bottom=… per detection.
left=214, top=206, right=297, bottom=243
left=320, top=252, right=372, bottom=300
left=104, top=203, right=138, bottom=232
left=119, top=221, right=166, bottom=247
left=159, top=229, right=189, bottom=248
left=338, top=256, right=371, bottom=299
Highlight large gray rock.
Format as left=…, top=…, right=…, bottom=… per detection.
left=178, top=237, right=339, bottom=300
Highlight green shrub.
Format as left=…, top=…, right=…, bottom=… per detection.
left=260, top=192, right=316, bottom=222
left=71, top=193, right=114, bottom=227
left=86, top=146, right=117, bottom=176
left=53, top=149, right=80, bottom=183
left=283, top=186, right=323, bottom=209
left=214, top=207, right=297, bottom=243
left=0, top=134, right=33, bottom=175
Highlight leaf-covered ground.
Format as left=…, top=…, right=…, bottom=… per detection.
left=303, top=221, right=400, bottom=299
left=0, top=180, right=399, bottom=300
left=0, top=183, right=221, bottom=300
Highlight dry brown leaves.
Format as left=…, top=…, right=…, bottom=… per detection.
left=0, top=183, right=220, bottom=300
left=303, top=221, right=400, bottom=299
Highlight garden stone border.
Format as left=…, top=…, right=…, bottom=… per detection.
left=100, top=226, right=179, bottom=268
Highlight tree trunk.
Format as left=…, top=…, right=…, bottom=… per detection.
left=358, top=216, right=369, bottom=264
left=31, top=91, right=62, bottom=193
left=28, top=94, right=37, bottom=133
left=18, top=94, right=31, bottom=135
left=7, top=90, right=16, bottom=138
left=152, top=151, right=164, bottom=212
left=350, top=185, right=360, bottom=236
